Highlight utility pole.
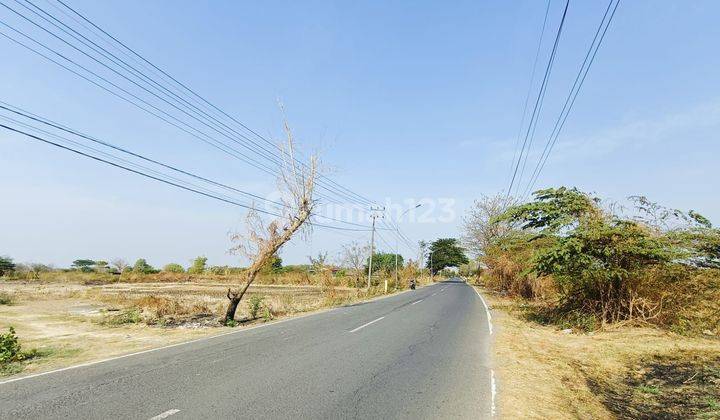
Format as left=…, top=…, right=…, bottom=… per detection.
left=367, top=207, right=382, bottom=289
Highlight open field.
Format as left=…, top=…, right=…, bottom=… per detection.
left=479, top=288, right=720, bottom=419
left=0, top=274, right=431, bottom=379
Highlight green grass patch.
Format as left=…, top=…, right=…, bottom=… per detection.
left=637, top=385, right=661, bottom=395
left=97, top=309, right=141, bottom=326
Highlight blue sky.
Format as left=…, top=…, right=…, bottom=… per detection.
left=1, top=0, right=718, bottom=268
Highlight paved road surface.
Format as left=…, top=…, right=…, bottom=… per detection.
left=0, top=279, right=493, bottom=419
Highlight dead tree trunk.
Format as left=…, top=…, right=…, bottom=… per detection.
left=224, top=207, right=312, bottom=323
left=223, top=111, right=316, bottom=324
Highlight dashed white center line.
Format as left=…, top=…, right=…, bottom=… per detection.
left=349, top=316, right=385, bottom=333
left=149, top=409, right=180, bottom=420
left=411, top=299, right=423, bottom=305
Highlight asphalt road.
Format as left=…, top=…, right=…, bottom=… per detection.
left=0, top=278, right=493, bottom=419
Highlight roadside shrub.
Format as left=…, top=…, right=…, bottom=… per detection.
left=535, top=219, right=673, bottom=323
left=474, top=187, right=720, bottom=332
left=0, top=256, right=16, bottom=276
left=0, top=293, right=13, bottom=305
left=132, top=259, right=158, bottom=274
left=100, top=309, right=141, bottom=326
left=247, top=295, right=264, bottom=319
left=162, top=263, right=185, bottom=273
left=262, top=306, right=273, bottom=321
left=208, top=265, right=229, bottom=275
left=0, top=327, right=23, bottom=364
left=188, top=256, right=207, bottom=274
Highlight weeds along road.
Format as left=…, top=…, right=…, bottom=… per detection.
left=0, top=279, right=493, bottom=420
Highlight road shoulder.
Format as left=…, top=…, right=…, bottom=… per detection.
left=477, top=287, right=720, bottom=419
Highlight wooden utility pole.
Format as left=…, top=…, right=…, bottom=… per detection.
left=366, top=208, right=382, bottom=289
left=367, top=214, right=377, bottom=288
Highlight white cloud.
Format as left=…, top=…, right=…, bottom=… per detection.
left=549, top=100, right=720, bottom=163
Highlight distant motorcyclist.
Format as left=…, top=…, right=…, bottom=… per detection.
left=409, top=278, right=416, bottom=290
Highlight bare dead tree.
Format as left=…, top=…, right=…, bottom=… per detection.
left=111, top=258, right=129, bottom=273
left=461, top=194, right=520, bottom=257
left=308, top=251, right=329, bottom=273
left=224, top=114, right=318, bottom=324
left=339, top=241, right=370, bottom=287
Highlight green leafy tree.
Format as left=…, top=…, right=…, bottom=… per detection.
left=72, top=259, right=96, bottom=273
left=0, top=256, right=16, bottom=276
left=132, top=258, right=156, bottom=274
left=426, top=239, right=468, bottom=274
left=500, top=187, right=675, bottom=323
left=367, top=252, right=404, bottom=273
left=94, top=260, right=109, bottom=273
left=163, top=263, right=185, bottom=273
left=496, top=187, right=599, bottom=233
left=260, top=254, right=282, bottom=274
left=188, top=256, right=208, bottom=274
left=670, top=225, right=720, bottom=268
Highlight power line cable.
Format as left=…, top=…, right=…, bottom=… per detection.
left=505, top=0, right=569, bottom=200
left=0, top=4, right=359, bottom=207
left=38, top=0, right=379, bottom=208
left=0, top=102, right=384, bottom=229
left=506, top=0, right=552, bottom=191
left=523, top=0, right=620, bottom=197
left=0, top=17, right=349, bottom=208
left=0, top=21, right=284, bottom=178
left=0, top=117, right=386, bottom=231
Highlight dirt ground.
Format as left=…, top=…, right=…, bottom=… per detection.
left=479, top=288, right=720, bottom=419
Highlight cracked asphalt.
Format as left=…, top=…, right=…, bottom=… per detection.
left=0, top=278, right=492, bottom=419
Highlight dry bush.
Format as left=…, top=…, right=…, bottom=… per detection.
left=648, top=267, right=720, bottom=335
left=482, top=236, right=556, bottom=300
left=134, top=296, right=211, bottom=318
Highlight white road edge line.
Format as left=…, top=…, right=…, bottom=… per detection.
left=149, top=409, right=180, bottom=420
left=1, top=287, right=420, bottom=386
left=491, top=369, right=497, bottom=418
left=472, top=286, right=493, bottom=335
left=411, top=299, right=423, bottom=305
left=349, top=316, right=385, bottom=333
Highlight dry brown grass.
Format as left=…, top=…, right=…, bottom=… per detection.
left=482, top=243, right=557, bottom=300
left=481, top=288, right=720, bottom=419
